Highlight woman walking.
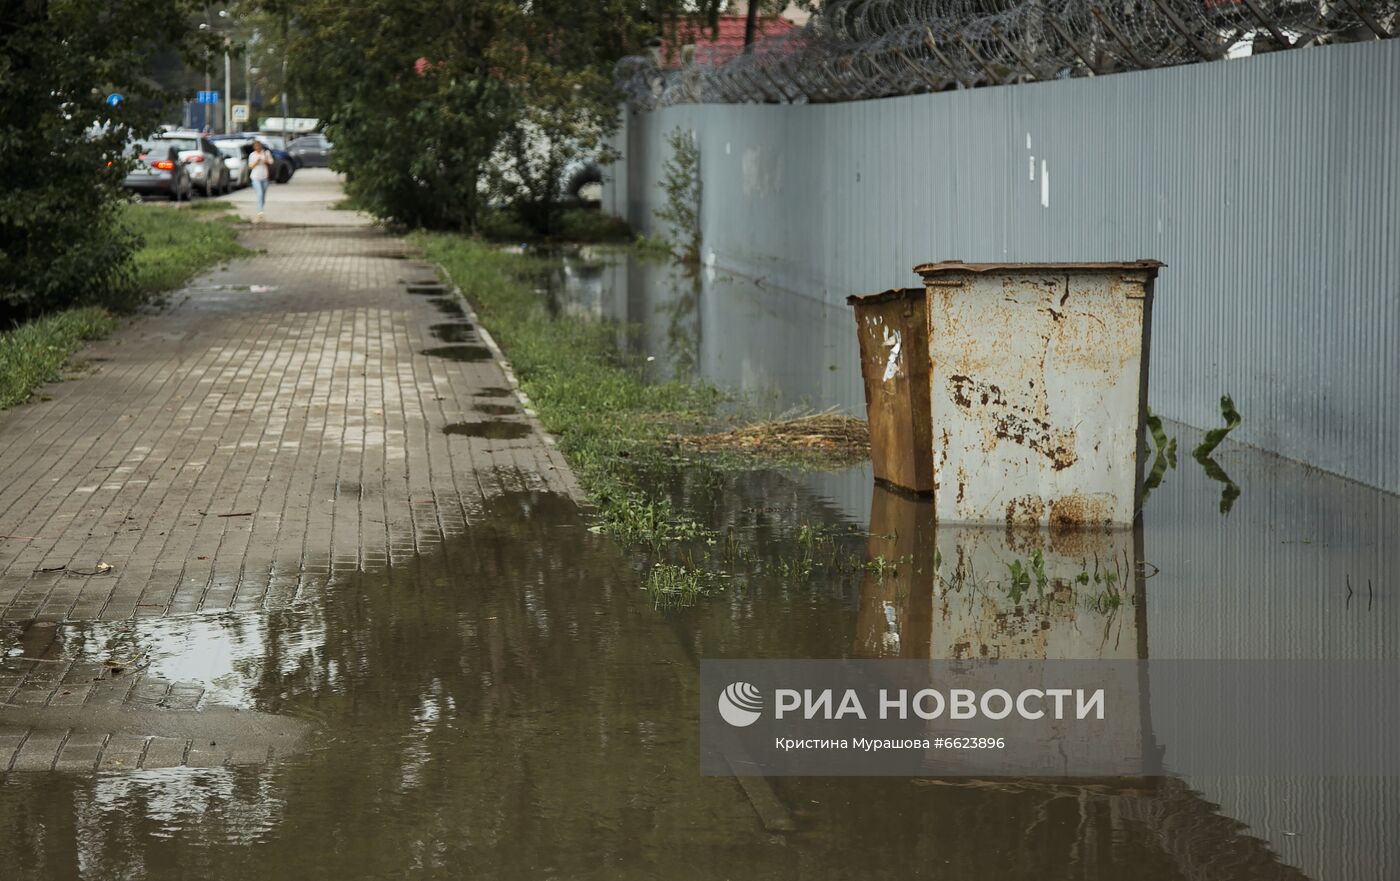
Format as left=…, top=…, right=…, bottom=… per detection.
left=248, top=140, right=272, bottom=222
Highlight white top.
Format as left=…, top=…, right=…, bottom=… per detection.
left=249, top=149, right=272, bottom=181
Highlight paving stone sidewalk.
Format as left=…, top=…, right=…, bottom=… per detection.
left=1, top=171, right=582, bottom=772
left=0, top=170, right=580, bottom=625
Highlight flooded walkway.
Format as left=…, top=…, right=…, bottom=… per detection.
left=0, top=192, right=1395, bottom=879
left=0, top=171, right=578, bottom=772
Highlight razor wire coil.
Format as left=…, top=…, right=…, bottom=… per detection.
left=616, top=0, right=1397, bottom=109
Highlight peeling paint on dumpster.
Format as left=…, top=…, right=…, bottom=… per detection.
left=917, top=261, right=1162, bottom=527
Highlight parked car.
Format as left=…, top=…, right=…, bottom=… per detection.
left=215, top=139, right=253, bottom=189
left=154, top=131, right=231, bottom=196
left=289, top=134, right=333, bottom=168
left=213, top=133, right=294, bottom=183
left=119, top=140, right=193, bottom=201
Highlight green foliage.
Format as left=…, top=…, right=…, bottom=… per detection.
left=644, top=561, right=717, bottom=608
left=654, top=128, right=703, bottom=264
left=0, top=0, right=214, bottom=323
left=1192, top=395, right=1242, bottom=460
left=0, top=307, right=116, bottom=409
left=554, top=209, right=633, bottom=243
left=294, top=0, right=724, bottom=234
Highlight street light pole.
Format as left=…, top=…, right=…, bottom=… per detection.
left=224, top=45, right=232, bottom=133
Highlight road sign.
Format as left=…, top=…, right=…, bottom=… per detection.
left=232, top=104, right=249, bottom=123
left=105, top=93, right=123, bottom=107
left=197, top=90, right=221, bottom=105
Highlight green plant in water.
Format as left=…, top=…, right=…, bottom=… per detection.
left=595, top=492, right=709, bottom=547
left=653, top=127, right=702, bottom=265
left=1141, top=407, right=1178, bottom=502
left=865, top=555, right=904, bottom=581
left=1192, top=395, right=1243, bottom=515
left=1193, top=395, right=1242, bottom=459
left=645, top=561, right=716, bottom=608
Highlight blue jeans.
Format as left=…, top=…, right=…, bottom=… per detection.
left=252, top=178, right=268, bottom=211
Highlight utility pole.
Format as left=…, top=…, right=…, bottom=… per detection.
left=224, top=44, right=233, bottom=133
left=280, top=9, right=290, bottom=143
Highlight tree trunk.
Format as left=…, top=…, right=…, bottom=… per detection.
left=743, top=0, right=759, bottom=52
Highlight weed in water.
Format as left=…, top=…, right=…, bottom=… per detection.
left=645, top=561, right=716, bottom=608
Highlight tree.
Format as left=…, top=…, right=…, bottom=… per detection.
left=288, top=0, right=727, bottom=233
left=0, top=0, right=214, bottom=322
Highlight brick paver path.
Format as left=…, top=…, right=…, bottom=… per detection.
left=0, top=172, right=582, bottom=770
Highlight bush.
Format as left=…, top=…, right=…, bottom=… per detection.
left=0, top=0, right=212, bottom=324
left=0, top=307, right=116, bottom=409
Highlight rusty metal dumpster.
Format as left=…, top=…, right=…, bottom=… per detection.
left=917, top=260, right=1163, bottom=527
left=846, top=288, right=935, bottom=494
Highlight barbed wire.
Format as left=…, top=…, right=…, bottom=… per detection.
left=616, top=0, right=1397, bottom=109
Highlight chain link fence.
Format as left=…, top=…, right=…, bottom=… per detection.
left=617, top=0, right=1397, bottom=109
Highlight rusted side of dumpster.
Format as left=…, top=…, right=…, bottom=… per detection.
left=847, top=288, right=934, bottom=494
left=916, top=261, right=1162, bottom=527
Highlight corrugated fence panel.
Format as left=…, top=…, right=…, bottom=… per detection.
left=611, top=41, right=1400, bottom=493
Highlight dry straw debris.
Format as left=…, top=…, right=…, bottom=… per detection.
left=677, top=409, right=869, bottom=465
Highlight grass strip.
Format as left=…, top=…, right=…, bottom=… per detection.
left=414, top=233, right=722, bottom=542
left=0, top=203, right=248, bottom=409
left=0, top=307, right=116, bottom=408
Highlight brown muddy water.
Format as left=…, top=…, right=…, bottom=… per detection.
left=1, top=250, right=1396, bottom=880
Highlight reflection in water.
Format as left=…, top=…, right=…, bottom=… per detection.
left=0, top=480, right=1340, bottom=879
left=853, top=486, right=1144, bottom=662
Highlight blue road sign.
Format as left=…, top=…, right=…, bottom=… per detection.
left=105, top=93, right=123, bottom=107
left=197, top=90, right=221, bottom=105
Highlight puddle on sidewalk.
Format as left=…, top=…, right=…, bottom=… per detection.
left=428, top=322, right=475, bottom=342
left=472, top=403, right=517, bottom=416
left=441, top=420, right=531, bottom=439
left=419, top=345, right=491, bottom=362
left=426, top=297, right=465, bottom=318
left=474, top=386, right=513, bottom=398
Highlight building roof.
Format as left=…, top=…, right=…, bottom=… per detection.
left=663, top=14, right=798, bottom=68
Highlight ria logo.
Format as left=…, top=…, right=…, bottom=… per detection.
left=718, top=682, right=763, bottom=727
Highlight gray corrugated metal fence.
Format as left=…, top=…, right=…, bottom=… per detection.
left=605, top=41, right=1400, bottom=493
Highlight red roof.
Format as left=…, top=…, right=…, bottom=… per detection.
left=663, top=14, right=797, bottom=68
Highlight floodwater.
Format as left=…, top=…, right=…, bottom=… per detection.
left=2, top=249, right=1397, bottom=879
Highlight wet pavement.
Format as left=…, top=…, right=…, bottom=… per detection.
left=1, top=234, right=1396, bottom=878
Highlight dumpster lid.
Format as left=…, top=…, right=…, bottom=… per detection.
left=913, top=259, right=1164, bottom=278
left=845, top=287, right=925, bottom=307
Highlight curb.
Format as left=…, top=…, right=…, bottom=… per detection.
left=429, top=261, right=590, bottom=505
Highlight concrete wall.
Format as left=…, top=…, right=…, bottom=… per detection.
left=606, top=40, right=1400, bottom=493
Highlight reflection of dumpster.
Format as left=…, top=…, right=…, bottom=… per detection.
left=853, top=485, right=1158, bottom=780
left=846, top=288, right=935, bottom=494
left=917, top=261, right=1162, bottom=527
left=852, top=485, right=935, bottom=658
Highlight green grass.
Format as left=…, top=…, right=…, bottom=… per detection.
left=0, top=203, right=249, bottom=409
left=643, top=561, right=718, bottom=608
left=413, top=233, right=723, bottom=543
left=119, top=202, right=249, bottom=308
left=0, top=307, right=116, bottom=408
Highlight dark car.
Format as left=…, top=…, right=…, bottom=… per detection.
left=119, top=140, right=193, bottom=201
left=289, top=134, right=332, bottom=168
left=211, top=133, right=296, bottom=183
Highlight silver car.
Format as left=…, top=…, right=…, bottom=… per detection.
left=216, top=139, right=253, bottom=189
left=155, top=132, right=231, bottom=196
left=120, top=140, right=193, bottom=201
